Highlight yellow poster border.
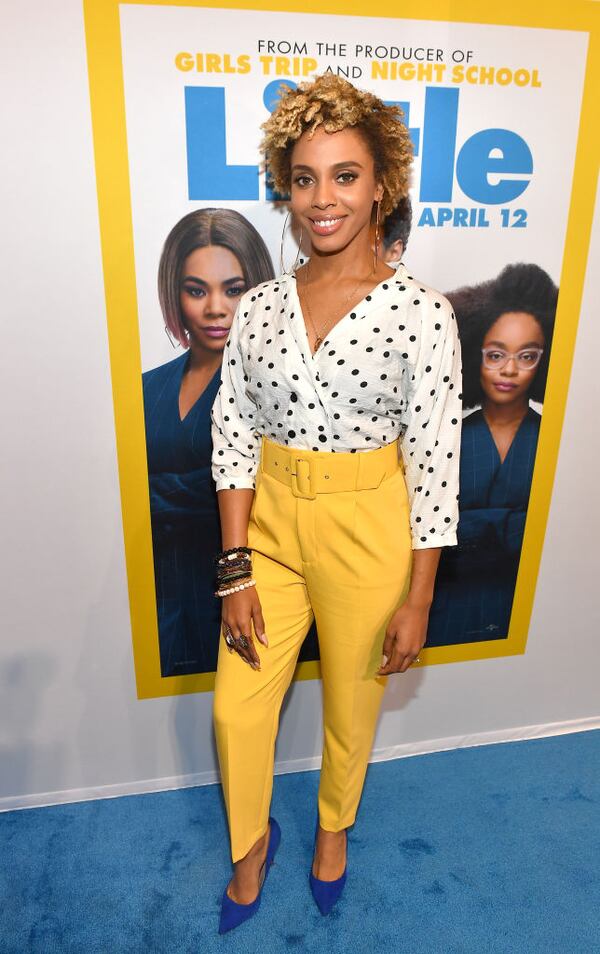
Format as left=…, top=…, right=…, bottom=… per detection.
left=83, top=0, right=599, bottom=698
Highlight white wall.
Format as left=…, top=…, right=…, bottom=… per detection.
left=1, top=0, right=598, bottom=810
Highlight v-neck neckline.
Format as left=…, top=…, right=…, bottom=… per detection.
left=481, top=406, right=531, bottom=467
left=177, top=354, right=220, bottom=424
left=289, top=262, right=405, bottom=360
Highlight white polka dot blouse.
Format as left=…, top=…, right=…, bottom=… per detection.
left=211, top=262, right=462, bottom=549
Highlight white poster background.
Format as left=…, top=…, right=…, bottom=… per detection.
left=119, top=5, right=587, bottom=377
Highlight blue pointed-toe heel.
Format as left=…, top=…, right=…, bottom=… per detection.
left=218, top=817, right=281, bottom=935
left=309, top=823, right=347, bottom=915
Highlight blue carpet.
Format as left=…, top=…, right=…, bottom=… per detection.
left=1, top=729, right=599, bottom=953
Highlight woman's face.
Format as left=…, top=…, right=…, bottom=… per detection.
left=480, top=311, right=545, bottom=407
left=179, top=245, right=246, bottom=354
left=289, top=126, right=383, bottom=255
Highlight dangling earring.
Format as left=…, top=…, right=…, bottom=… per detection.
left=373, top=200, right=381, bottom=271
left=279, top=210, right=304, bottom=275
left=164, top=324, right=183, bottom=349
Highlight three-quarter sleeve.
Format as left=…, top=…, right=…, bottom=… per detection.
left=400, top=296, right=462, bottom=549
left=211, top=300, right=261, bottom=491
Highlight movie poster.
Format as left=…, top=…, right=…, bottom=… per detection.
left=84, top=0, right=593, bottom=697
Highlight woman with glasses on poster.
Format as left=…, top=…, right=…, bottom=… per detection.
left=210, top=75, right=462, bottom=932
left=142, top=209, right=274, bottom=678
left=425, top=263, right=557, bottom=648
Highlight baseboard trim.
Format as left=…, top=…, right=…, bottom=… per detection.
left=2, top=715, right=598, bottom=813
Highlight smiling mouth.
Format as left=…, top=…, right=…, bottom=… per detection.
left=309, top=216, right=346, bottom=235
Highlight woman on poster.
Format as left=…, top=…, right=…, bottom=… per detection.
left=425, top=263, right=557, bottom=647
left=210, top=75, right=462, bottom=932
left=142, top=208, right=274, bottom=677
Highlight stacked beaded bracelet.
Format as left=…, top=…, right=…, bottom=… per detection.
left=216, top=578, right=257, bottom=597
left=214, top=546, right=255, bottom=598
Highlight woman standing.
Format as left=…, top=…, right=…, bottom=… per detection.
left=210, top=75, right=462, bottom=932
left=425, top=263, right=557, bottom=646
left=142, top=209, right=274, bottom=677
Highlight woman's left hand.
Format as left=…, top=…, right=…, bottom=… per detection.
left=376, top=600, right=429, bottom=675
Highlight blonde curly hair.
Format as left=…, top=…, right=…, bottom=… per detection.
left=260, top=74, right=413, bottom=217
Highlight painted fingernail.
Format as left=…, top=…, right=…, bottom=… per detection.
left=381, top=654, right=389, bottom=668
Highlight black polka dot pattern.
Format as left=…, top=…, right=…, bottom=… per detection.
left=210, top=264, right=462, bottom=547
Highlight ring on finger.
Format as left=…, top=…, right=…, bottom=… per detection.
left=237, top=634, right=250, bottom=650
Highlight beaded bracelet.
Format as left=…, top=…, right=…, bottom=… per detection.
left=215, top=578, right=257, bottom=598
left=215, top=546, right=253, bottom=594
left=216, top=556, right=251, bottom=570
left=217, top=570, right=252, bottom=586
left=216, top=558, right=252, bottom=574
left=214, top=546, right=252, bottom=565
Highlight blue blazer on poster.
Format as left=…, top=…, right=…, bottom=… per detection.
left=142, top=352, right=320, bottom=675
left=425, top=405, right=541, bottom=646
left=142, top=352, right=222, bottom=676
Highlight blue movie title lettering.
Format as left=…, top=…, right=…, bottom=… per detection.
left=185, top=83, right=533, bottom=205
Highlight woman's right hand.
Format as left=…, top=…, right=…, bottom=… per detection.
left=222, top=587, right=267, bottom=670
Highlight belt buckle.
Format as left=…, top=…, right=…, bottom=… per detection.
left=290, top=456, right=317, bottom=499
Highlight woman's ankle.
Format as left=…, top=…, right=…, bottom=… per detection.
left=236, top=825, right=271, bottom=868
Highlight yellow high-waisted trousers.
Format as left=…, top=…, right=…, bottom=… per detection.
left=213, top=436, right=413, bottom=862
